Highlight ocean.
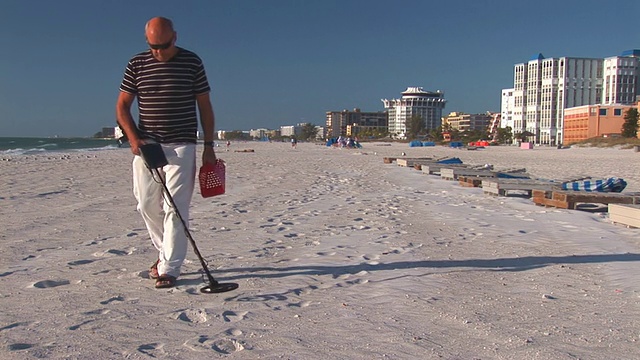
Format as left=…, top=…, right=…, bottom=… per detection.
left=0, top=137, right=123, bottom=155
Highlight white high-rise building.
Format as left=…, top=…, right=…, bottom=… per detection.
left=511, top=54, right=603, bottom=145
left=602, top=50, right=640, bottom=105
left=500, top=88, right=515, bottom=130
left=382, top=87, right=446, bottom=138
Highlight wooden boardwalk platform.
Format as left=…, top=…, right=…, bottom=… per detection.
left=482, top=178, right=560, bottom=197
left=396, top=157, right=438, bottom=167
left=441, top=167, right=526, bottom=181
left=421, top=163, right=468, bottom=175
left=384, top=157, right=434, bottom=166
left=532, top=189, right=640, bottom=209
left=609, top=204, right=640, bottom=228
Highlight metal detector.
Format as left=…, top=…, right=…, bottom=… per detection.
left=139, top=143, right=238, bottom=293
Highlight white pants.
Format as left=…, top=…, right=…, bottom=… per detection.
left=132, top=143, right=196, bottom=278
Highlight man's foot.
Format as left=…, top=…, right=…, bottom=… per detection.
left=155, top=274, right=176, bottom=289
left=149, top=260, right=160, bottom=279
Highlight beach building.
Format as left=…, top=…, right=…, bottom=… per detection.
left=602, top=50, right=640, bottom=105
left=500, top=88, right=515, bottom=130
left=510, top=54, right=603, bottom=146
left=443, top=111, right=493, bottom=132
left=382, top=87, right=447, bottom=139
left=325, top=108, right=387, bottom=138
left=280, top=125, right=298, bottom=137
left=489, top=112, right=501, bottom=140
left=314, top=125, right=326, bottom=140
left=249, top=128, right=270, bottom=140
left=563, top=104, right=636, bottom=144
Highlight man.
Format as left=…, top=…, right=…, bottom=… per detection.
left=116, top=17, right=217, bottom=289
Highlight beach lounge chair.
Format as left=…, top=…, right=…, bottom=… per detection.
left=561, top=177, right=627, bottom=193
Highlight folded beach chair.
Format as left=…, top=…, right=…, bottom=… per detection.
left=561, top=177, right=627, bottom=193
left=436, top=157, right=463, bottom=164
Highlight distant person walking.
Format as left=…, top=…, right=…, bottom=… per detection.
left=226, top=140, right=231, bottom=151
left=115, top=16, right=217, bottom=289
left=291, top=137, right=297, bottom=149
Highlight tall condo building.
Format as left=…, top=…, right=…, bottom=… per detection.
left=500, top=88, right=515, bottom=130
left=510, top=54, right=603, bottom=145
left=443, top=112, right=493, bottom=132
left=325, top=109, right=387, bottom=137
left=382, top=87, right=446, bottom=138
left=602, top=50, right=640, bottom=105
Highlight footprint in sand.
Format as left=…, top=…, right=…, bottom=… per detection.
left=67, top=259, right=95, bottom=266
left=0, top=270, right=17, bottom=277
left=183, top=335, right=248, bottom=354
left=288, top=300, right=312, bottom=308
left=174, top=309, right=208, bottom=324
left=68, top=320, right=94, bottom=331
left=8, top=343, right=33, bottom=351
left=0, top=322, right=31, bottom=331
left=83, top=309, right=111, bottom=316
left=221, top=310, right=249, bottom=322
left=226, top=328, right=243, bottom=336
left=92, top=248, right=132, bottom=257
left=137, top=343, right=166, bottom=357
left=100, top=296, right=124, bottom=305
left=31, top=279, right=70, bottom=289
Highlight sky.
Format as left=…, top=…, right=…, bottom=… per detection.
left=1, top=0, right=639, bottom=138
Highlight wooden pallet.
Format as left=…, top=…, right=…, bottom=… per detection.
left=458, top=176, right=486, bottom=187
left=396, top=157, right=437, bottom=167
left=532, top=189, right=640, bottom=209
left=483, top=179, right=560, bottom=197
left=421, top=163, right=468, bottom=175
left=441, top=168, right=497, bottom=181
left=609, top=204, right=640, bottom=228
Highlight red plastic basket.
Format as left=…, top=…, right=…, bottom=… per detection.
left=199, top=159, right=225, bottom=197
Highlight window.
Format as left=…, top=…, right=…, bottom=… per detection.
left=614, top=109, right=622, bottom=116
left=599, top=108, right=607, bottom=116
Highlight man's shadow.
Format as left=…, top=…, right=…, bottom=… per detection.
left=213, top=252, right=640, bottom=280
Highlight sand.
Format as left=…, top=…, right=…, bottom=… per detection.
left=1, top=142, right=639, bottom=359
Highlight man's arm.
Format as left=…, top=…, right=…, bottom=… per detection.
left=116, top=91, right=144, bottom=155
left=196, top=92, right=217, bottom=165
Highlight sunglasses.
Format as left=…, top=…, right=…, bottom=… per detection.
left=148, top=38, right=173, bottom=50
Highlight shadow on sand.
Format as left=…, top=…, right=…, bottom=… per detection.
left=215, top=252, right=640, bottom=281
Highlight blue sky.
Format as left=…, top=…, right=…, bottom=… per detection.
left=1, top=0, right=638, bottom=137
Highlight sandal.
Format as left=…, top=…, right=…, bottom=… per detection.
left=149, top=260, right=160, bottom=280
left=155, top=274, right=176, bottom=289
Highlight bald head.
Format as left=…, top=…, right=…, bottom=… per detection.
left=145, top=17, right=174, bottom=38
left=145, top=17, right=178, bottom=62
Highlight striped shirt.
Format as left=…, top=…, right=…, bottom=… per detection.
left=119, top=48, right=210, bottom=144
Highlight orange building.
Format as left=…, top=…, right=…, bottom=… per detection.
left=563, top=104, right=636, bottom=144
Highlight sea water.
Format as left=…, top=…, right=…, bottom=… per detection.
left=0, top=137, right=122, bottom=155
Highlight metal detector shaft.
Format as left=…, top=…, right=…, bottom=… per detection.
left=150, top=168, right=221, bottom=287
left=138, top=141, right=238, bottom=293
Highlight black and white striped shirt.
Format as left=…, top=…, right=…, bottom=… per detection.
left=119, top=48, right=211, bottom=144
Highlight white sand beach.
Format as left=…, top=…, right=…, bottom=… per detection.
left=1, top=142, right=640, bottom=359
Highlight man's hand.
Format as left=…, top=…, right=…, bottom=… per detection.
left=129, top=138, right=146, bottom=156
left=203, top=146, right=217, bottom=165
